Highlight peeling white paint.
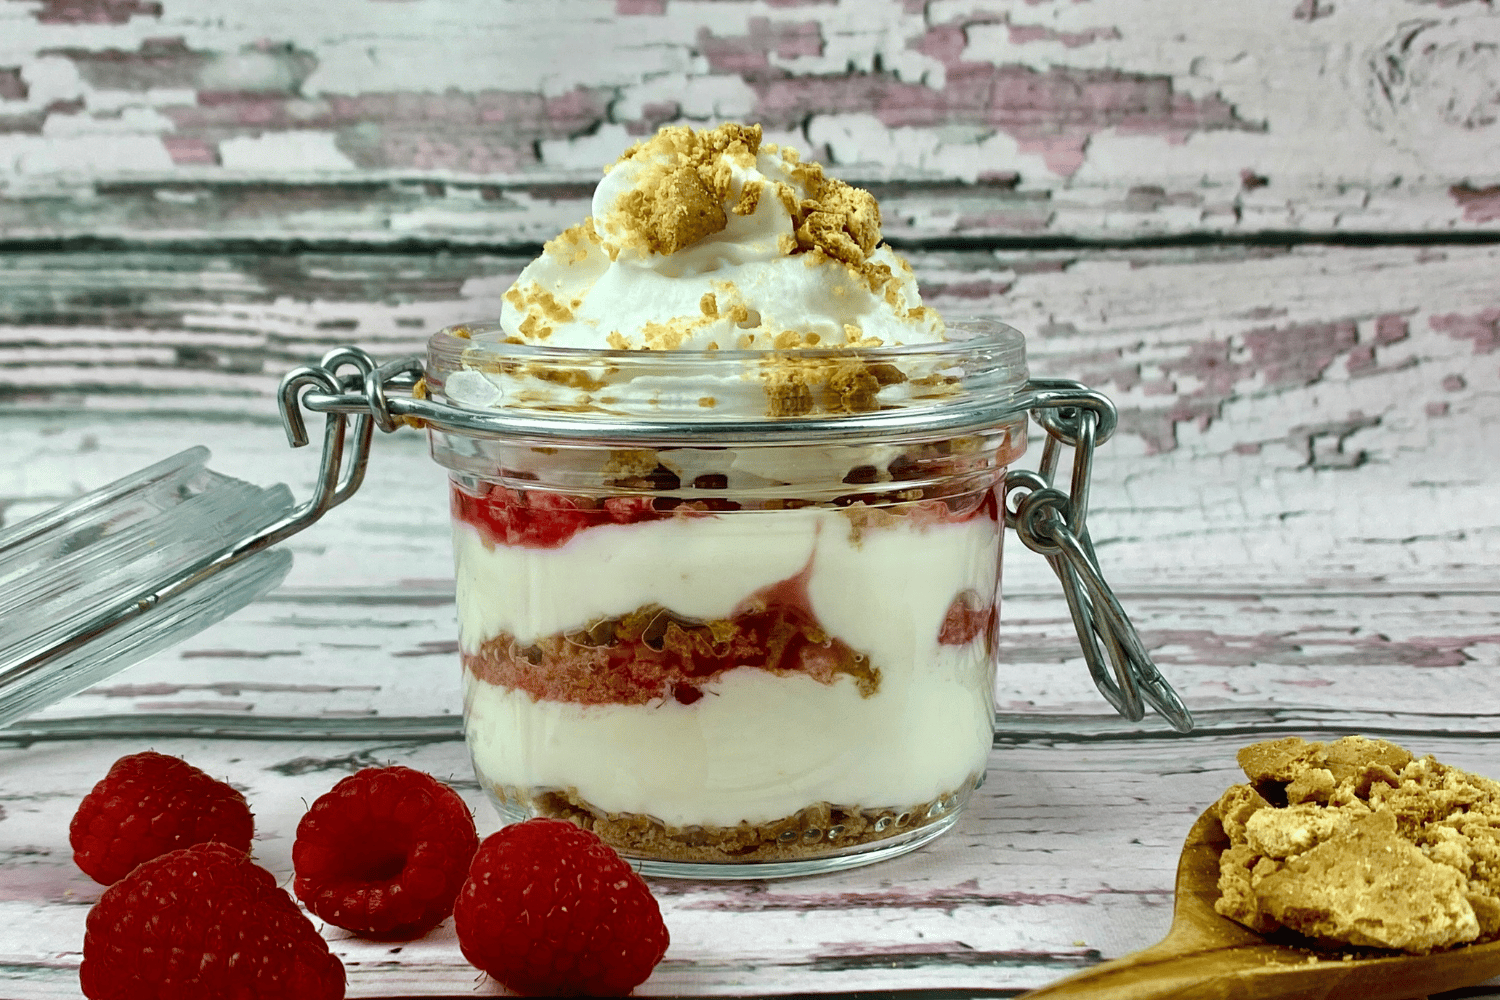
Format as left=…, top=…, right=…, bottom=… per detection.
left=218, top=129, right=355, bottom=171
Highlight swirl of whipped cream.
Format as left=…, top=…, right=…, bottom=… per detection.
left=498, top=123, right=945, bottom=352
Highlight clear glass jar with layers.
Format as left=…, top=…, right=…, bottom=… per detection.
left=426, top=319, right=1029, bottom=877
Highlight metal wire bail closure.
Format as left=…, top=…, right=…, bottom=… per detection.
left=1005, top=381, right=1194, bottom=733
left=275, top=351, right=1194, bottom=733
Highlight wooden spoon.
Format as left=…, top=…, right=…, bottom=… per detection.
left=1021, top=808, right=1500, bottom=999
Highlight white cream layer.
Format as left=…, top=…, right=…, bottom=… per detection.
left=464, top=645, right=992, bottom=828
left=455, top=507, right=1000, bottom=827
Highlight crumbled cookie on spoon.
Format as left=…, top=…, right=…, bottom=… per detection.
left=1214, top=735, right=1500, bottom=954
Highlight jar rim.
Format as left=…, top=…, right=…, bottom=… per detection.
left=429, top=317, right=1027, bottom=372
left=419, top=316, right=1031, bottom=446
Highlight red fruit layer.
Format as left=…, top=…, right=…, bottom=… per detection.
left=465, top=557, right=880, bottom=706
left=938, top=589, right=997, bottom=648
left=452, top=483, right=661, bottom=548
left=451, top=480, right=1001, bottom=550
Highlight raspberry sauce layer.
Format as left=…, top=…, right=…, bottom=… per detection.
left=455, top=500, right=1004, bottom=829
left=452, top=483, right=662, bottom=548
left=937, top=589, right=996, bottom=648
left=464, top=559, right=877, bottom=706
left=450, top=479, right=998, bottom=551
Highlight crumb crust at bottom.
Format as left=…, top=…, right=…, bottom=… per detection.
left=482, top=778, right=980, bottom=864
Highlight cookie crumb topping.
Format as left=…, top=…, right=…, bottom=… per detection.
left=487, top=122, right=952, bottom=416
left=603, top=123, right=762, bottom=256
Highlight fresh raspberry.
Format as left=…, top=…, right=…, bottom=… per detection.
left=80, top=841, right=344, bottom=1000
left=455, top=818, right=669, bottom=996
left=69, top=750, right=254, bottom=885
left=293, top=765, right=479, bottom=939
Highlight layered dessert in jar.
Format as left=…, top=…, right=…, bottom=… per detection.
left=424, top=123, right=1029, bottom=875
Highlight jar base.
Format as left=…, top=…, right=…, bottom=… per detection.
left=477, top=778, right=975, bottom=879
left=629, top=812, right=962, bottom=879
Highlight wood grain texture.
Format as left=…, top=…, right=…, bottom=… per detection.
left=1, top=0, right=1498, bottom=241
left=3, top=6, right=1499, bottom=993
left=6, top=718, right=1500, bottom=996
left=3, top=243, right=1496, bottom=590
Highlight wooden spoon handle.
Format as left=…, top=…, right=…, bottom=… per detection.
left=1019, top=939, right=1333, bottom=999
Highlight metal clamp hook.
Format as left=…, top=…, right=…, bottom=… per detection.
left=275, top=352, right=1194, bottom=733
left=1007, top=382, right=1194, bottom=733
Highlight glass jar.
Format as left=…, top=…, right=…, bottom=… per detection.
left=5, top=321, right=1188, bottom=879
left=424, top=320, right=1029, bottom=877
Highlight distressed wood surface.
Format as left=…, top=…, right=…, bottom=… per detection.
left=3, top=243, right=1500, bottom=997
left=5, top=2, right=1500, bottom=995
left=1, top=0, right=1499, bottom=242
left=3, top=243, right=1497, bottom=591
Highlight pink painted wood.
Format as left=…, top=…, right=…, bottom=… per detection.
left=3, top=245, right=1499, bottom=997
left=0, top=0, right=1497, bottom=241
left=2, top=1, right=1500, bottom=996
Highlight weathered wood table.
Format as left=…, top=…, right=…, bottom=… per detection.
left=3, top=1, right=1499, bottom=996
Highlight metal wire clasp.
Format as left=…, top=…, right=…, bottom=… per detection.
left=269, top=347, right=423, bottom=544
left=276, top=352, right=1193, bottom=732
left=1007, top=380, right=1194, bottom=733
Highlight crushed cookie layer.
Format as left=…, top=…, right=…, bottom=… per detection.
left=464, top=557, right=879, bottom=706
left=481, top=779, right=979, bottom=865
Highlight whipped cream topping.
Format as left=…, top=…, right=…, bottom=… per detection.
left=498, top=123, right=945, bottom=353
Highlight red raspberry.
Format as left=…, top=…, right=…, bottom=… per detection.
left=455, top=818, right=669, bottom=996
left=69, top=750, right=254, bottom=885
left=80, top=841, right=344, bottom=1000
left=293, top=765, right=479, bottom=939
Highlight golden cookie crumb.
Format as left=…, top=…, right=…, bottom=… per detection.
left=762, top=367, right=814, bottom=417
left=543, top=219, right=601, bottom=264
left=1257, top=811, right=1478, bottom=952
left=734, top=178, right=763, bottom=217
left=601, top=123, right=762, bottom=257
left=1214, top=736, right=1500, bottom=954
left=508, top=282, right=578, bottom=342
left=642, top=319, right=693, bottom=351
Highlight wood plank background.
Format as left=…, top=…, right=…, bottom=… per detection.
left=1, top=0, right=1498, bottom=242
left=2, top=1, right=1500, bottom=997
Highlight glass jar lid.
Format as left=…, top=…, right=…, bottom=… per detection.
left=0, top=447, right=294, bottom=729
left=423, top=318, right=1030, bottom=445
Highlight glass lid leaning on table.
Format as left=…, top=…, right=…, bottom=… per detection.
left=1, top=346, right=387, bottom=729
left=0, top=447, right=296, bottom=730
